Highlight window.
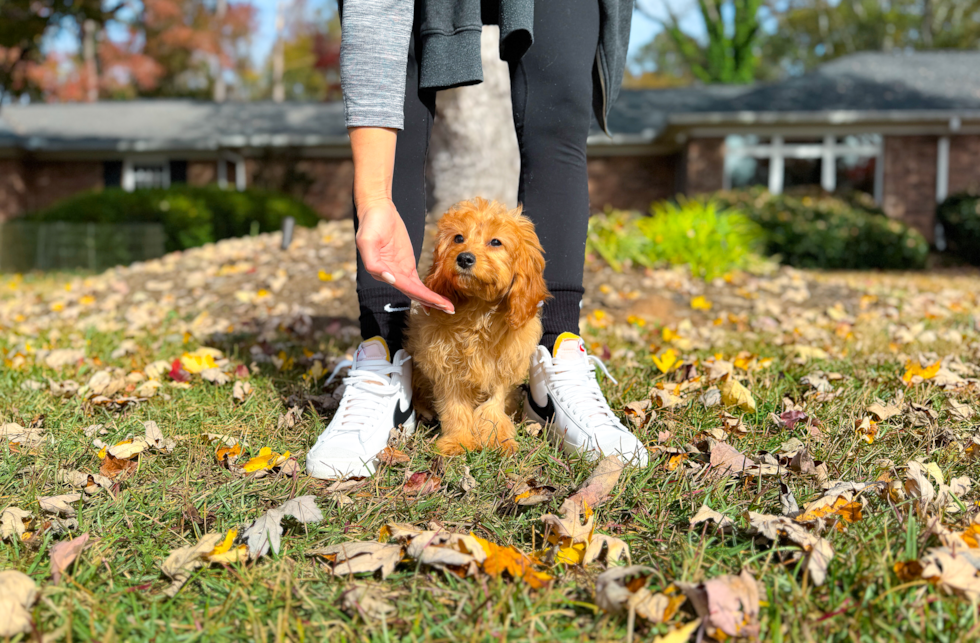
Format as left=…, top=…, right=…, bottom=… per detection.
left=122, top=158, right=170, bottom=192
left=723, top=134, right=882, bottom=201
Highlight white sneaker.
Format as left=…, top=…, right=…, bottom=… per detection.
left=525, top=332, right=649, bottom=466
left=306, top=337, right=415, bottom=479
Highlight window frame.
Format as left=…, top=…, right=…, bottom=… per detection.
left=722, top=133, right=883, bottom=202
left=122, top=157, right=171, bottom=192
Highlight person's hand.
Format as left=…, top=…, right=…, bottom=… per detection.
left=356, top=199, right=455, bottom=314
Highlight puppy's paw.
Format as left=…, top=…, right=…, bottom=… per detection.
left=435, top=435, right=469, bottom=456
left=487, top=435, right=518, bottom=455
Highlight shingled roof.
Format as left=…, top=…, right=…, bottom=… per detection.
left=2, top=50, right=979, bottom=152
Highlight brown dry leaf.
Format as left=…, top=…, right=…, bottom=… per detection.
left=719, top=411, right=747, bottom=437
left=0, top=570, right=38, bottom=637
left=690, top=504, right=735, bottom=533
left=594, top=566, right=686, bottom=624
left=623, top=400, right=652, bottom=428
left=867, top=392, right=904, bottom=421
left=460, top=466, right=478, bottom=493
left=143, top=420, right=176, bottom=453
left=677, top=570, right=760, bottom=639
left=403, top=471, right=442, bottom=495
left=948, top=399, right=975, bottom=422
left=651, top=386, right=684, bottom=409
left=100, top=453, right=137, bottom=479
left=905, top=460, right=937, bottom=510
left=854, top=417, right=878, bottom=444
left=1, top=422, right=45, bottom=448
left=566, top=456, right=625, bottom=508
left=340, top=583, right=397, bottom=622
left=312, top=542, right=403, bottom=579
left=232, top=380, right=253, bottom=402
left=1, top=506, right=32, bottom=541
left=50, top=533, right=90, bottom=583
left=161, top=532, right=224, bottom=597
left=893, top=559, right=925, bottom=582
left=201, top=368, right=231, bottom=385
left=541, top=499, right=594, bottom=545
left=582, top=533, right=630, bottom=566
left=747, top=512, right=834, bottom=585
left=720, top=374, right=756, bottom=413
left=919, top=547, right=980, bottom=600
left=512, top=478, right=556, bottom=506
left=39, top=493, right=82, bottom=517
left=56, top=469, right=112, bottom=495
left=524, top=422, right=543, bottom=437
left=378, top=447, right=411, bottom=466
left=709, top=442, right=755, bottom=478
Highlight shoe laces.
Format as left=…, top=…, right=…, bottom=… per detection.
left=545, top=354, right=625, bottom=432
left=323, top=354, right=410, bottom=436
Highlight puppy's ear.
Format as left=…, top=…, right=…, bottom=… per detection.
left=424, top=239, right=456, bottom=302
left=506, top=217, right=549, bottom=329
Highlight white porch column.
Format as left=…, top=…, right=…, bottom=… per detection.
left=936, top=136, right=950, bottom=203
left=821, top=134, right=835, bottom=192
left=768, top=135, right=784, bottom=195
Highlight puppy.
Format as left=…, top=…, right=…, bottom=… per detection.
left=406, top=198, right=549, bottom=455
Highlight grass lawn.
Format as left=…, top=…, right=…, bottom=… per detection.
left=1, top=222, right=979, bottom=642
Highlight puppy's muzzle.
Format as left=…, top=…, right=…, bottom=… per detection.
left=456, top=252, right=476, bottom=270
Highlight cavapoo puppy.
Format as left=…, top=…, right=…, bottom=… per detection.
left=406, top=198, right=549, bottom=455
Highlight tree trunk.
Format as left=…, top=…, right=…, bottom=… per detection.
left=426, top=26, right=520, bottom=218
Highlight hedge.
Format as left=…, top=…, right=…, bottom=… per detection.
left=29, top=186, right=320, bottom=252
left=937, top=193, right=980, bottom=265
left=713, top=187, right=929, bottom=270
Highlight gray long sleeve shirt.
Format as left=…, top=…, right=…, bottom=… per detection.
left=340, top=0, right=414, bottom=129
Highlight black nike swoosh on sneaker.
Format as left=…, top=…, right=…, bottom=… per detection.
left=393, top=399, right=414, bottom=427
left=526, top=390, right=555, bottom=421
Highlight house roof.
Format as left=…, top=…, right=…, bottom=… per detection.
left=0, top=100, right=349, bottom=152
left=2, top=51, right=979, bottom=153
left=601, top=50, right=980, bottom=143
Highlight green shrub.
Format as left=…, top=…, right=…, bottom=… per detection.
left=713, top=187, right=929, bottom=270
left=937, top=193, right=980, bottom=265
left=29, top=186, right=320, bottom=252
left=587, top=197, right=766, bottom=280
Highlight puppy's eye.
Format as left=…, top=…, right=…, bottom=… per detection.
left=454, top=234, right=464, bottom=244
left=489, top=238, right=502, bottom=247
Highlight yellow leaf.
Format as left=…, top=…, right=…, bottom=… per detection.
left=318, top=270, right=333, bottom=282
left=796, top=495, right=863, bottom=524
left=720, top=374, right=756, bottom=413
left=472, top=535, right=552, bottom=589
left=690, top=296, right=712, bottom=311
left=626, top=314, right=646, bottom=327
left=652, top=349, right=679, bottom=374
left=208, top=529, right=248, bottom=564
left=902, top=359, right=942, bottom=385
left=242, top=447, right=290, bottom=473
left=854, top=417, right=878, bottom=444
left=180, top=349, right=220, bottom=374
left=667, top=454, right=688, bottom=471
left=652, top=618, right=702, bottom=643
left=216, top=443, right=242, bottom=463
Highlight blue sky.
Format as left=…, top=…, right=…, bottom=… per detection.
left=49, top=0, right=705, bottom=73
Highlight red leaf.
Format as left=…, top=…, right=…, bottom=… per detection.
left=169, top=358, right=190, bottom=382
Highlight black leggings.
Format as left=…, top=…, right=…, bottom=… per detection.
left=355, top=0, right=599, bottom=352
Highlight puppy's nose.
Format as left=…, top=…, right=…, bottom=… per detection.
left=456, top=252, right=476, bottom=269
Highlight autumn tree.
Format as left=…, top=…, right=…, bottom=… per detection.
left=261, top=2, right=340, bottom=102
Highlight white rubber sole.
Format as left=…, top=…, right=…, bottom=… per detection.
left=305, top=413, right=416, bottom=480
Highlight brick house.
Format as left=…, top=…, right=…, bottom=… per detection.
left=2, top=50, right=979, bottom=242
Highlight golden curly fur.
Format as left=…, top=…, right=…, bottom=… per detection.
left=405, top=198, right=549, bottom=455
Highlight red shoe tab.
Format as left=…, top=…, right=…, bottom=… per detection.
left=356, top=337, right=390, bottom=363
left=553, top=332, right=586, bottom=360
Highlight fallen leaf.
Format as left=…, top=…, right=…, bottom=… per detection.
left=652, top=619, right=703, bottom=643
left=243, top=510, right=283, bottom=559
left=339, top=583, right=397, bottom=621
left=312, top=541, right=403, bottom=578
left=1, top=506, right=32, bottom=541
left=903, top=359, right=942, bottom=385
left=242, top=447, right=291, bottom=474
left=709, top=442, right=755, bottom=477
left=541, top=499, right=594, bottom=545
left=524, top=422, right=542, bottom=437
left=678, top=570, right=760, bottom=639
left=378, top=447, right=410, bottom=466
left=796, top=494, right=863, bottom=525
left=161, top=532, right=224, bottom=597
left=38, top=493, right=82, bottom=517
left=0, top=570, right=38, bottom=637
left=403, top=471, right=442, bottom=495
left=56, top=469, right=112, bottom=495
left=460, top=466, right=478, bottom=493
left=100, top=453, right=137, bottom=479
left=474, top=535, right=551, bottom=588
left=201, top=368, right=231, bottom=385
left=919, top=547, right=980, bottom=601
left=855, top=417, right=878, bottom=444
left=206, top=529, right=248, bottom=564
left=594, top=566, right=685, bottom=623
left=108, top=436, right=150, bottom=459
left=867, top=392, right=904, bottom=421
left=652, top=349, right=680, bottom=374
left=690, top=504, right=735, bottom=533
left=232, top=380, right=253, bottom=402
left=512, top=478, right=556, bottom=506
left=720, top=374, right=756, bottom=413
left=747, top=512, right=834, bottom=585
left=949, top=399, right=975, bottom=422
left=44, top=348, right=85, bottom=369
left=691, top=295, right=712, bottom=311
left=700, top=387, right=721, bottom=408
left=143, top=420, right=175, bottom=453
left=567, top=456, right=625, bottom=508
left=279, top=495, right=323, bottom=524
left=50, top=533, right=90, bottom=583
